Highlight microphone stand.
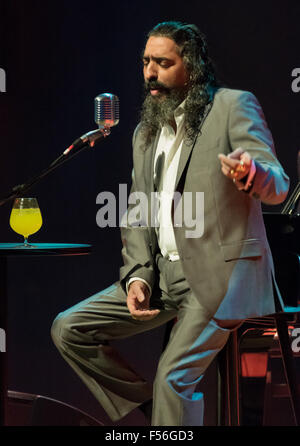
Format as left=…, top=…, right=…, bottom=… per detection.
left=0, top=127, right=110, bottom=207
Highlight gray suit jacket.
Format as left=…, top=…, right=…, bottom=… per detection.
left=119, top=88, right=290, bottom=320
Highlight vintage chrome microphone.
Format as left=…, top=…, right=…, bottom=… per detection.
left=63, top=93, right=119, bottom=155
left=94, top=93, right=120, bottom=128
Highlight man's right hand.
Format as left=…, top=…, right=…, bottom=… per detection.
left=127, top=280, right=160, bottom=321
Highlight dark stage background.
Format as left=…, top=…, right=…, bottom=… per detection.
left=0, top=0, right=299, bottom=426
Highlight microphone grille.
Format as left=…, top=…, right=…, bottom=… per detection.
left=94, top=93, right=119, bottom=128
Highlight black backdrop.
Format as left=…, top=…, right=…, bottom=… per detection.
left=0, top=0, right=299, bottom=426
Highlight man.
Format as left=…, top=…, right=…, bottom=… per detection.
left=51, top=21, right=289, bottom=426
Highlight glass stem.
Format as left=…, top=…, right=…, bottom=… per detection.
left=24, top=236, right=29, bottom=246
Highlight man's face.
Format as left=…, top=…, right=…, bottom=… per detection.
left=143, top=36, right=189, bottom=98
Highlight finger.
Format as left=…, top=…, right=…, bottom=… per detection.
left=127, top=293, right=142, bottom=309
left=228, top=147, right=244, bottom=159
left=127, top=300, right=137, bottom=314
left=132, top=309, right=160, bottom=316
left=240, top=151, right=252, bottom=165
left=221, top=165, right=230, bottom=176
left=137, top=293, right=145, bottom=303
left=222, top=163, right=237, bottom=177
left=131, top=309, right=160, bottom=321
left=218, top=154, right=240, bottom=169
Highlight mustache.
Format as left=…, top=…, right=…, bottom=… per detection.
left=144, top=80, right=170, bottom=94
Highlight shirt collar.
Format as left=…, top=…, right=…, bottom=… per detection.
left=174, top=98, right=186, bottom=119
left=164, top=98, right=186, bottom=129
left=159, top=98, right=186, bottom=135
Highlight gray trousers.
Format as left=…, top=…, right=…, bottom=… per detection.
left=51, top=255, right=235, bottom=426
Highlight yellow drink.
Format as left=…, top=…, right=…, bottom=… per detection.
left=10, top=208, right=43, bottom=237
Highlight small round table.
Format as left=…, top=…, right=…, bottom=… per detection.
left=0, top=243, right=91, bottom=426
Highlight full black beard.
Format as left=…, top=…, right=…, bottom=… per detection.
left=140, top=82, right=187, bottom=144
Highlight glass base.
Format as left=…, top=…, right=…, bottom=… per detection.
left=14, top=243, right=36, bottom=249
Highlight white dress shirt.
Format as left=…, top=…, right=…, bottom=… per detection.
left=127, top=101, right=185, bottom=293
left=153, top=100, right=186, bottom=261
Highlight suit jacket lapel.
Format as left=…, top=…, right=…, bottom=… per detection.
left=142, top=131, right=161, bottom=245
left=143, top=130, right=161, bottom=195
left=174, top=134, right=198, bottom=191
left=174, top=101, right=213, bottom=191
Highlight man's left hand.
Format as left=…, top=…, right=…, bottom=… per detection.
left=218, top=147, right=252, bottom=182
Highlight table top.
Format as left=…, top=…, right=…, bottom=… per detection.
left=0, top=243, right=92, bottom=256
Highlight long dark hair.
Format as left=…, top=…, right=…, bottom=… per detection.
left=141, top=21, right=220, bottom=143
